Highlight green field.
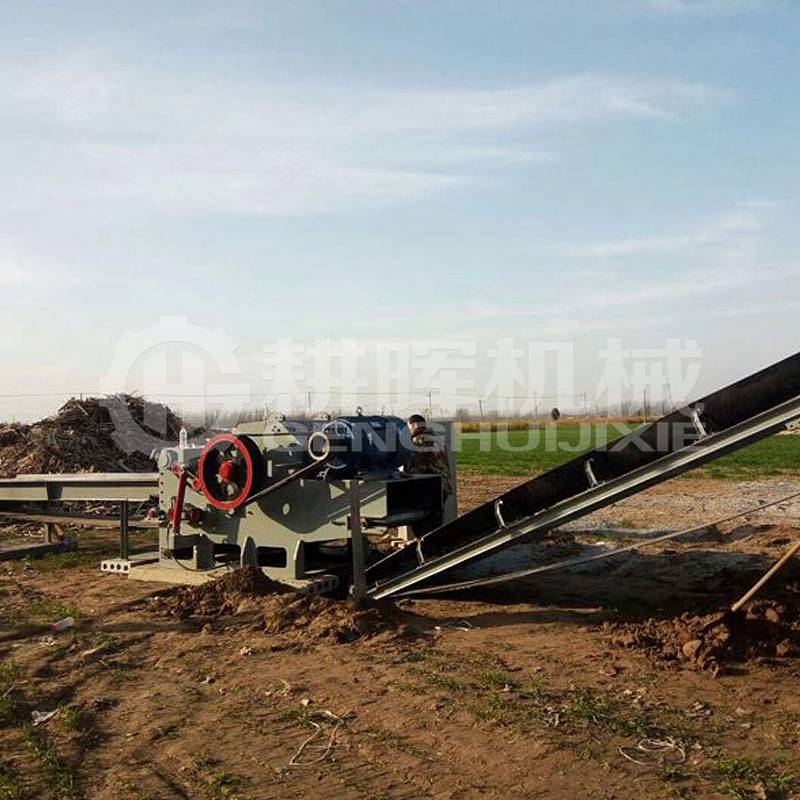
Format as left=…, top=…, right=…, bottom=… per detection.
left=455, top=425, right=800, bottom=480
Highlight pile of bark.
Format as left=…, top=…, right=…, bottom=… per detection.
left=0, top=395, right=183, bottom=477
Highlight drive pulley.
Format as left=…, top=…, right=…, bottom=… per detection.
left=197, top=433, right=265, bottom=510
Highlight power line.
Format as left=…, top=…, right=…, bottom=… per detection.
left=0, top=390, right=596, bottom=400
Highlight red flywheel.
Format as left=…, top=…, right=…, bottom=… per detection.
left=197, top=433, right=265, bottom=510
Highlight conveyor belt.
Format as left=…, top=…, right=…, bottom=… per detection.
left=366, top=351, right=800, bottom=599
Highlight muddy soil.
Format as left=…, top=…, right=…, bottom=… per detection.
left=152, top=566, right=291, bottom=619
left=1, top=476, right=800, bottom=800
left=608, top=583, right=800, bottom=674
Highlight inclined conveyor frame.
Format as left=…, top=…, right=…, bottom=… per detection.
left=366, top=351, right=800, bottom=599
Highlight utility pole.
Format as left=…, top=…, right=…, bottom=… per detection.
left=478, top=398, right=484, bottom=420
left=427, top=389, right=432, bottom=418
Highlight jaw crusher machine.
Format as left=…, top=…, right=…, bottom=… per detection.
left=153, top=414, right=457, bottom=587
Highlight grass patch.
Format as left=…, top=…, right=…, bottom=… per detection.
left=715, top=757, right=798, bottom=800
left=425, top=672, right=463, bottom=694
left=191, top=751, right=243, bottom=799
left=0, top=661, right=22, bottom=689
left=105, top=664, right=136, bottom=682
left=660, top=764, right=696, bottom=784
left=457, top=424, right=629, bottom=477
left=476, top=669, right=520, bottom=691
left=208, top=770, right=241, bottom=799
left=27, top=551, right=106, bottom=572
left=192, top=750, right=216, bottom=771
left=60, top=705, right=88, bottom=734
left=152, top=722, right=181, bottom=740
left=405, top=648, right=673, bottom=742
left=402, top=647, right=467, bottom=695
left=396, top=648, right=442, bottom=664
left=0, top=661, right=22, bottom=723
left=274, top=707, right=309, bottom=725
left=567, top=687, right=616, bottom=728
left=0, top=759, right=24, bottom=800
left=116, top=781, right=157, bottom=800
left=564, top=686, right=659, bottom=739
left=23, top=725, right=81, bottom=800
left=470, top=692, right=511, bottom=724
left=401, top=647, right=800, bottom=799
left=405, top=649, right=550, bottom=729
left=456, top=426, right=800, bottom=480
left=24, top=597, right=78, bottom=625
left=21, top=529, right=151, bottom=572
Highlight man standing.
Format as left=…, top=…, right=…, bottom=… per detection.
left=405, top=413, right=453, bottom=503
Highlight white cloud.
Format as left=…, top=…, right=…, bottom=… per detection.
left=636, top=0, right=778, bottom=13
left=0, top=54, right=730, bottom=216
left=0, top=264, right=33, bottom=288
left=560, top=209, right=760, bottom=258
left=433, top=262, right=798, bottom=336
left=0, top=239, right=93, bottom=291
left=422, top=204, right=797, bottom=333
left=432, top=146, right=560, bottom=166
left=737, top=198, right=781, bottom=210
left=354, top=75, right=728, bottom=131
left=1, top=52, right=111, bottom=127
left=710, top=298, right=800, bottom=317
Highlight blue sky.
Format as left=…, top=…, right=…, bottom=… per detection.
left=1, top=0, right=798, bottom=419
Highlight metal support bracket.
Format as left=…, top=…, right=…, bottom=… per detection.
left=494, top=499, right=508, bottom=529
left=584, top=459, right=601, bottom=489
left=690, top=407, right=708, bottom=439
left=416, top=539, right=426, bottom=565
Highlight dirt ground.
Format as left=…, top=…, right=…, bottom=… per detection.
left=2, top=475, right=800, bottom=800
left=457, top=472, right=800, bottom=530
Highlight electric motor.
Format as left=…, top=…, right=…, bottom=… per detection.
left=308, top=415, right=411, bottom=477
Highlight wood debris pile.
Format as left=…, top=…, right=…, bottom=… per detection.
left=0, top=395, right=183, bottom=477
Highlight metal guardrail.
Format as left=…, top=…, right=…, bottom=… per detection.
left=0, top=473, right=159, bottom=503
left=0, top=473, right=160, bottom=562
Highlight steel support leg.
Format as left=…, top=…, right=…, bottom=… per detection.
left=120, top=500, right=130, bottom=560
left=349, top=481, right=367, bottom=607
